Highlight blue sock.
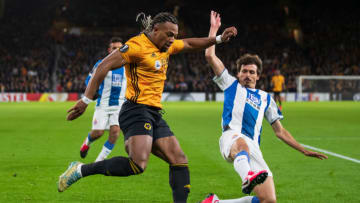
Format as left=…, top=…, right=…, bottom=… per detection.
left=104, top=140, right=115, bottom=150
left=252, top=196, right=260, bottom=203
left=87, top=133, right=95, bottom=142
left=235, top=150, right=250, bottom=163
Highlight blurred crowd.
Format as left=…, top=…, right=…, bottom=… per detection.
left=1, top=1, right=359, bottom=93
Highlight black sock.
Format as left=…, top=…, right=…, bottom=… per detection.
left=81, top=156, right=143, bottom=177
left=169, top=164, right=190, bottom=203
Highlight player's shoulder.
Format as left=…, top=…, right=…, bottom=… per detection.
left=90, top=59, right=103, bottom=73
left=257, top=88, right=270, bottom=97
left=126, top=34, right=146, bottom=48
left=95, top=59, right=102, bottom=66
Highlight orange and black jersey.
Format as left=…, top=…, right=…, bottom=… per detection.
left=119, top=33, right=184, bottom=108
left=271, top=75, right=285, bottom=92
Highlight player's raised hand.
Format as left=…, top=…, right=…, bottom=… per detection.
left=221, top=26, right=237, bottom=43
left=210, top=10, right=221, bottom=30
left=303, top=150, right=328, bottom=160
left=67, top=100, right=88, bottom=121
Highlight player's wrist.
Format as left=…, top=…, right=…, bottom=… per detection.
left=81, top=96, right=93, bottom=104
left=215, top=35, right=222, bottom=44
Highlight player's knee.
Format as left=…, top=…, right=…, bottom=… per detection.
left=230, top=138, right=249, bottom=159
left=132, top=159, right=147, bottom=173
left=92, top=130, right=105, bottom=137
left=170, top=150, right=188, bottom=164
left=131, top=154, right=150, bottom=170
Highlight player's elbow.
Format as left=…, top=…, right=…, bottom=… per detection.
left=205, top=52, right=214, bottom=62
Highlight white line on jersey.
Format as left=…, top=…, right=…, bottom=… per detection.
left=301, top=144, right=360, bottom=164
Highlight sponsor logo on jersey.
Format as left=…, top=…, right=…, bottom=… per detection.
left=155, top=60, right=161, bottom=70
left=246, top=93, right=261, bottom=110
left=112, top=74, right=123, bottom=87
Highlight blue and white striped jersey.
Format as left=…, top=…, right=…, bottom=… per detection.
left=214, top=69, right=283, bottom=145
left=85, top=60, right=126, bottom=109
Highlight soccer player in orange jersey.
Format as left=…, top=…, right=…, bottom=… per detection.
left=58, top=11, right=237, bottom=202
left=271, top=69, right=285, bottom=110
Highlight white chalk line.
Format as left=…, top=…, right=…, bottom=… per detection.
left=300, top=143, right=360, bottom=164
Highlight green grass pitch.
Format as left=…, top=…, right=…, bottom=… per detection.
left=0, top=102, right=359, bottom=202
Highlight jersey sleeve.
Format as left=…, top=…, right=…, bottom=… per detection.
left=212, top=68, right=237, bottom=91
left=265, top=95, right=284, bottom=124
left=119, top=39, right=142, bottom=63
left=168, top=40, right=184, bottom=55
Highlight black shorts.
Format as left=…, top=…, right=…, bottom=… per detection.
left=119, top=100, right=174, bottom=141
left=273, top=91, right=281, bottom=97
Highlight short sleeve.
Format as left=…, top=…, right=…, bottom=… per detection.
left=265, top=95, right=284, bottom=124
left=168, top=40, right=184, bottom=55
left=119, top=40, right=142, bottom=63
left=213, top=68, right=237, bottom=91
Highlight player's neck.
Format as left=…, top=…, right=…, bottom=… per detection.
left=144, top=32, right=160, bottom=50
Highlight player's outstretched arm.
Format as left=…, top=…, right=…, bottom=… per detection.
left=180, top=11, right=237, bottom=53
left=271, top=120, right=328, bottom=160
left=66, top=50, right=126, bottom=121
left=205, top=11, right=226, bottom=76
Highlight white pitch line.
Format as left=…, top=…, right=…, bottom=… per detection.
left=301, top=144, right=360, bottom=164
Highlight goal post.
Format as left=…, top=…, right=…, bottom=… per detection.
left=297, top=75, right=360, bottom=101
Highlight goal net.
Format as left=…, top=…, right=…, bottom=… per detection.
left=297, top=75, right=360, bottom=101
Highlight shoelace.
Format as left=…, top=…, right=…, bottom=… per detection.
left=67, top=171, right=81, bottom=185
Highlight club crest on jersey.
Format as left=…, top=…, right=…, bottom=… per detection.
left=246, top=93, right=261, bottom=110
left=119, top=44, right=129, bottom=53
left=154, top=60, right=161, bottom=70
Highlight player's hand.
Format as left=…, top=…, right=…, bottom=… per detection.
left=210, top=10, right=221, bottom=30
left=221, top=26, right=237, bottom=43
left=66, top=99, right=88, bottom=121
left=303, top=150, right=328, bottom=160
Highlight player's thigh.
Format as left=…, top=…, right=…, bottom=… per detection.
left=152, top=118, right=187, bottom=164
left=153, top=136, right=187, bottom=164
left=125, top=135, right=153, bottom=169
left=219, top=130, right=249, bottom=162
left=253, top=176, right=276, bottom=203
left=92, top=108, right=110, bottom=130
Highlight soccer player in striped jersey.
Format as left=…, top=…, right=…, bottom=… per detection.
left=80, top=37, right=126, bottom=162
left=201, top=11, right=328, bottom=203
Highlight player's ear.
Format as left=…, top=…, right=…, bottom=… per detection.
left=153, top=24, right=159, bottom=32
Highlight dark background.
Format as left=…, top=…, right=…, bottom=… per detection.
left=1, top=0, right=359, bottom=93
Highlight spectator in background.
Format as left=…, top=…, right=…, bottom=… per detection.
left=271, top=69, right=285, bottom=110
